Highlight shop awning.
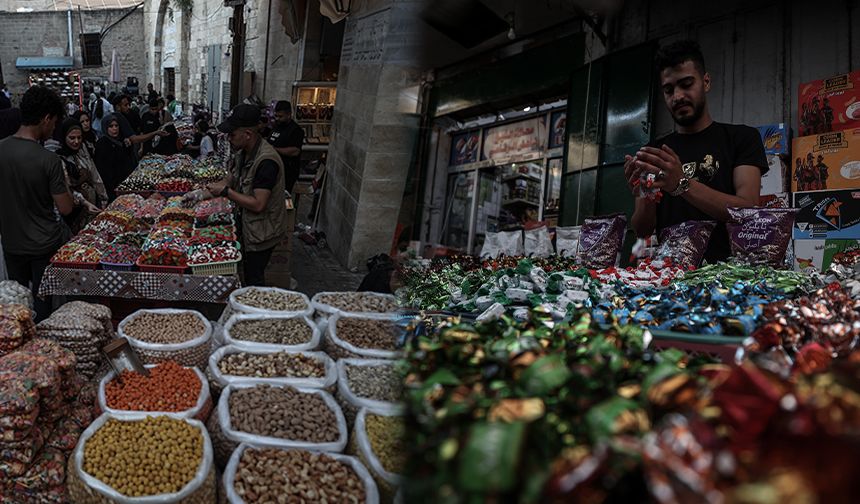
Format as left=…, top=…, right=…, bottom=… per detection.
left=15, top=56, right=73, bottom=70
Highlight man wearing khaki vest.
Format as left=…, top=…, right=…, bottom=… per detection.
left=208, top=104, right=287, bottom=286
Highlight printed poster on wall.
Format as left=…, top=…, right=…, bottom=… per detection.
left=450, top=131, right=480, bottom=166
left=482, top=117, right=547, bottom=162
left=549, top=111, right=567, bottom=149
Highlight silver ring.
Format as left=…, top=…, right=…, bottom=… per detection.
left=657, top=170, right=666, bottom=180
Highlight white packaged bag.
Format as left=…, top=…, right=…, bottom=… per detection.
left=479, top=232, right=500, bottom=258
left=555, top=226, right=581, bottom=257
left=217, top=382, right=348, bottom=453
left=222, top=443, right=379, bottom=504
left=497, top=230, right=524, bottom=256
left=208, top=345, right=337, bottom=390
left=524, top=226, right=554, bottom=258
left=97, top=365, right=211, bottom=420
left=222, top=313, right=321, bottom=352
left=74, top=413, right=214, bottom=504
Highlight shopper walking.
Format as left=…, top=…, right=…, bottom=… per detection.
left=90, top=92, right=114, bottom=137
left=267, top=100, right=304, bottom=193
left=94, top=114, right=136, bottom=201
left=56, top=119, right=106, bottom=233
left=0, top=86, right=75, bottom=321
left=208, top=104, right=287, bottom=286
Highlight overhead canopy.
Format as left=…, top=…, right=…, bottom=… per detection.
left=15, top=56, right=74, bottom=70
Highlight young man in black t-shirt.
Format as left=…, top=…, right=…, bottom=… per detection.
left=140, top=98, right=161, bottom=154
left=267, top=100, right=304, bottom=193
left=625, top=40, right=768, bottom=263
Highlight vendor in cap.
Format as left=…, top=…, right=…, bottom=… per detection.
left=207, top=104, right=286, bottom=286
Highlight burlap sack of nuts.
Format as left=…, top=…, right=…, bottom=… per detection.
left=217, top=287, right=312, bottom=326
left=118, top=309, right=213, bottom=369
left=223, top=443, right=379, bottom=504
left=323, top=313, right=402, bottom=361
left=335, top=359, right=405, bottom=434
left=70, top=414, right=216, bottom=504
left=222, top=313, right=320, bottom=352
left=208, top=346, right=336, bottom=392
left=216, top=383, right=348, bottom=459
left=311, top=291, right=399, bottom=317
left=349, top=408, right=405, bottom=503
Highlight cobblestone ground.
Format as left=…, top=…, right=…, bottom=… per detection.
left=266, top=181, right=364, bottom=295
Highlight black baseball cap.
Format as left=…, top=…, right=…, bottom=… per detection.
left=217, top=104, right=262, bottom=133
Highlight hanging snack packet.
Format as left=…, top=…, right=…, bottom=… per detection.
left=575, top=213, right=627, bottom=269
left=727, top=207, right=798, bottom=268
left=656, top=220, right=716, bottom=269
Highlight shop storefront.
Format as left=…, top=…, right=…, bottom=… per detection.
left=441, top=107, right=566, bottom=254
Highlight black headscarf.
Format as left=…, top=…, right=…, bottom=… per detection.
left=56, top=118, right=83, bottom=158
left=100, top=114, right=125, bottom=146
left=72, top=110, right=97, bottom=147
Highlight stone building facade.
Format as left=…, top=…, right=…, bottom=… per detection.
left=0, top=6, right=145, bottom=102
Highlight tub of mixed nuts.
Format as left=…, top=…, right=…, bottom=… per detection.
left=223, top=313, right=320, bottom=351
left=118, top=309, right=213, bottom=369
left=324, top=312, right=402, bottom=360
left=208, top=345, right=337, bottom=391
left=310, top=291, right=399, bottom=317
left=218, top=287, right=313, bottom=326
left=223, top=443, right=379, bottom=504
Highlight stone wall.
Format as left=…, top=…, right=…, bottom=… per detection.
left=0, top=7, right=145, bottom=102
left=319, top=0, right=424, bottom=268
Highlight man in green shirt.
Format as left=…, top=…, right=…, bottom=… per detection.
left=0, top=86, right=75, bottom=320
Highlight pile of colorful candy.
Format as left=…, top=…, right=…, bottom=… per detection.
left=191, top=225, right=236, bottom=243
left=50, top=242, right=103, bottom=265
left=155, top=177, right=193, bottom=193
left=106, top=194, right=144, bottom=216
left=187, top=243, right=241, bottom=266
left=139, top=228, right=188, bottom=267
left=593, top=257, right=688, bottom=288
left=676, top=262, right=812, bottom=293
left=111, top=232, right=147, bottom=249
left=193, top=197, right=234, bottom=226
left=133, top=196, right=167, bottom=223
left=100, top=243, right=141, bottom=266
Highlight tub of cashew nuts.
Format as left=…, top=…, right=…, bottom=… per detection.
left=223, top=313, right=320, bottom=352
left=211, top=383, right=348, bottom=467
left=324, top=312, right=403, bottom=360
left=68, top=413, right=216, bottom=504
left=207, top=345, right=337, bottom=395
left=118, top=309, right=213, bottom=370
left=218, top=287, right=313, bottom=326
left=223, top=443, right=379, bottom=504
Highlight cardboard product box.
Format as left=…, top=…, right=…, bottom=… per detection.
left=759, top=193, right=790, bottom=208
left=790, top=129, right=860, bottom=192
left=793, top=239, right=860, bottom=272
left=793, top=189, right=860, bottom=239
left=761, top=155, right=788, bottom=196
left=757, top=123, right=790, bottom=156
left=798, top=71, right=860, bottom=135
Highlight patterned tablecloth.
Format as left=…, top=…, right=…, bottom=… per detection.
left=38, top=266, right=240, bottom=302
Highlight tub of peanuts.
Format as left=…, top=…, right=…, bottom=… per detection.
left=218, top=287, right=313, bottom=326
left=97, top=361, right=212, bottom=421
left=119, top=309, right=213, bottom=369
left=208, top=345, right=336, bottom=395
left=68, top=414, right=216, bottom=503
left=209, top=382, right=347, bottom=468
left=224, top=443, right=379, bottom=504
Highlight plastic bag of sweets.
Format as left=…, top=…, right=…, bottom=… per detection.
left=727, top=207, right=798, bottom=268
left=655, top=221, right=717, bottom=270
left=575, top=213, right=628, bottom=269
left=524, top=226, right=554, bottom=258
left=555, top=226, right=581, bottom=257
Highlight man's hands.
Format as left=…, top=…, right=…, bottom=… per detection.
left=626, top=145, right=686, bottom=195
left=207, top=182, right=226, bottom=197
left=83, top=201, right=102, bottom=215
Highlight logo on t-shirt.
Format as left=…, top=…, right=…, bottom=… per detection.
left=684, top=154, right=721, bottom=182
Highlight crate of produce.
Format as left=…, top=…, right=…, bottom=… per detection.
left=135, top=257, right=188, bottom=274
